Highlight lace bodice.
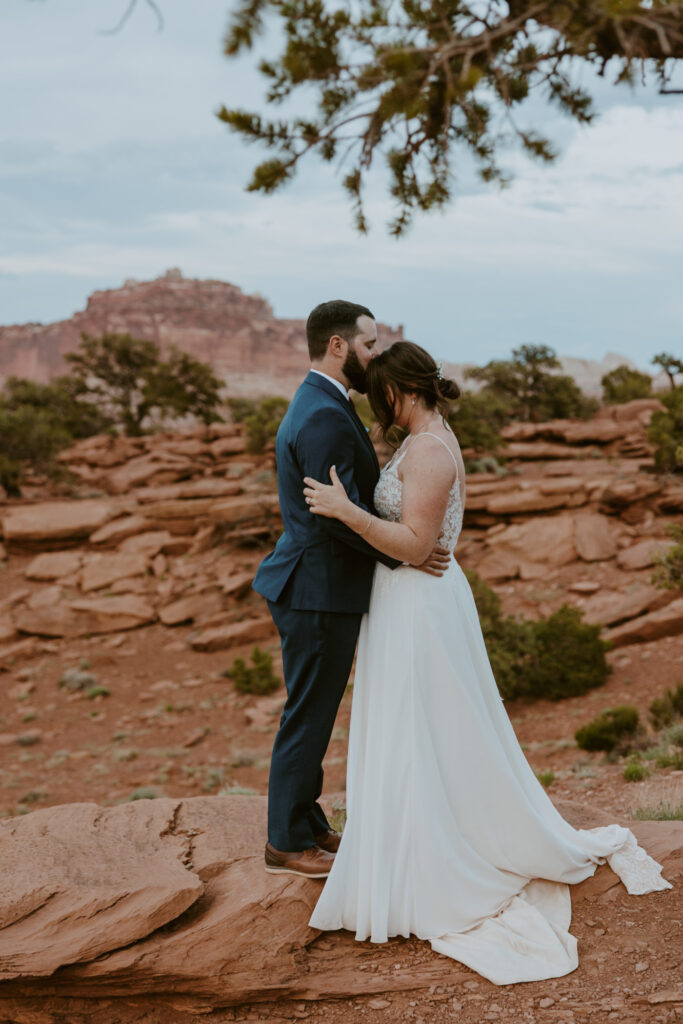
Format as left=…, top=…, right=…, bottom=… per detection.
left=374, top=430, right=465, bottom=552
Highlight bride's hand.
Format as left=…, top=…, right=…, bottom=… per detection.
left=303, top=466, right=351, bottom=520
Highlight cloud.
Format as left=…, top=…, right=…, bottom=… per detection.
left=0, top=0, right=681, bottom=368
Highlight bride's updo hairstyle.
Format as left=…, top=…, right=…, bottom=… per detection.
left=366, top=341, right=460, bottom=442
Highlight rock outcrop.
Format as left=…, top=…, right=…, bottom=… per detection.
left=0, top=795, right=679, bottom=1020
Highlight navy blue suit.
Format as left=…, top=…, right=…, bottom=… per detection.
left=253, top=371, right=401, bottom=850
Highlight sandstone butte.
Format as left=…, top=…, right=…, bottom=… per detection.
left=0, top=794, right=679, bottom=1022
left=0, top=269, right=404, bottom=400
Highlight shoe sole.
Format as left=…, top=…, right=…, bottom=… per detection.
left=264, top=865, right=331, bottom=878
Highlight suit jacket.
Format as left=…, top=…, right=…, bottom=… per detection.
left=252, top=371, right=401, bottom=612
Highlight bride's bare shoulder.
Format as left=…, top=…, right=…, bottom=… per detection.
left=398, top=431, right=458, bottom=480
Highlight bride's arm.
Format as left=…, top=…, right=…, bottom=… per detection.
left=303, top=439, right=455, bottom=566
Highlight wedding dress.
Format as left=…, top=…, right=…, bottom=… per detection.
left=308, top=428, right=673, bottom=985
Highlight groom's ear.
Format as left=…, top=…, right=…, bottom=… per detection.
left=328, top=334, right=348, bottom=357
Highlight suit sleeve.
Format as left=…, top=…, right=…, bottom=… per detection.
left=295, top=408, right=402, bottom=570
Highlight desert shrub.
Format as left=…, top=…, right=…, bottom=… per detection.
left=651, top=523, right=683, bottom=590
left=464, top=572, right=610, bottom=702
left=448, top=390, right=512, bottom=454
left=226, top=397, right=256, bottom=423
left=648, top=681, right=683, bottom=729
left=2, top=376, right=113, bottom=439
left=632, top=801, right=683, bottom=821
left=465, top=455, right=507, bottom=475
left=87, top=685, right=111, bottom=699
left=244, top=397, right=289, bottom=454
left=0, top=455, right=20, bottom=495
left=644, top=722, right=683, bottom=770
left=524, top=605, right=611, bottom=701
left=648, top=386, right=683, bottom=473
left=623, top=755, right=650, bottom=782
left=225, top=646, right=281, bottom=695
left=601, top=365, right=653, bottom=404
left=58, top=669, right=99, bottom=692
left=539, top=374, right=599, bottom=421
left=575, top=705, right=640, bottom=752
left=127, top=787, right=162, bottom=801
left=536, top=770, right=555, bottom=787
left=0, top=377, right=114, bottom=493
left=0, top=405, right=72, bottom=495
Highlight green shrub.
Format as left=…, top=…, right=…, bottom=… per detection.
left=0, top=405, right=71, bottom=495
left=225, top=646, right=281, bottom=695
left=525, top=605, right=611, bottom=701
left=58, top=669, right=98, bottom=692
left=623, top=755, right=650, bottom=782
left=465, top=456, right=507, bottom=475
left=0, top=456, right=21, bottom=496
left=127, top=787, right=162, bottom=801
left=648, top=681, right=683, bottom=729
left=651, top=523, right=683, bottom=590
left=648, top=386, right=683, bottom=472
left=575, top=705, right=640, bottom=752
left=87, top=685, right=111, bottom=699
left=226, top=397, right=256, bottom=423
left=464, top=572, right=611, bottom=702
left=448, top=390, right=512, bottom=454
left=244, top=397, right=289, bottom=454
left=536, top=769, right=555, bottom=787
left=648, top=722, right=683, bottom=769
left=631, top=802, right=683, bottom=821
left=601, top=365, right=652, bottom=404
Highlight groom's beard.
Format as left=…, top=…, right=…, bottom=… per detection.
left=343, top=345, right=367, bottom=394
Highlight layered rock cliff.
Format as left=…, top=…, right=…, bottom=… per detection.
left=0, top=269, right=404, bottom=397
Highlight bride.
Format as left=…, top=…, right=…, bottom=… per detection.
left=301, top=340, right=673, bottom=986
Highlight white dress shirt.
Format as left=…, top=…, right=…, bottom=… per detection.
left=310, top=368, right=350, bottom=401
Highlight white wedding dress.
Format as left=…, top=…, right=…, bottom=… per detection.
left=309, top=429, right=673, bottom=985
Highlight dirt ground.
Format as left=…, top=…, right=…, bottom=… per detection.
left=1, top=549, right=681, bottom=1024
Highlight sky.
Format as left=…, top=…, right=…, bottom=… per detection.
left=1, top=0, right=682, bottom=369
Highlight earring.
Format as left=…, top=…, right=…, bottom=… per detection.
left=411, top=397, right=416, bottom=405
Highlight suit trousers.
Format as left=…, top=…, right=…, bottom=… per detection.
left=266, top=592, right=362, bottom=851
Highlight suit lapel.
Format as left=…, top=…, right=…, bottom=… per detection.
left=304, top=371, right=379, bottom=471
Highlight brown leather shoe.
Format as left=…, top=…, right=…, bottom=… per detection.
left=264, top=842, right=335, bottom=878
left=314, top=828, right=342, bottom=853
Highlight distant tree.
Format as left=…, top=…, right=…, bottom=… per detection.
left=245, top=397, right=290, bottom=454
left=601, top=365, right=653, bottom=404
left=0, top=377, right=114, bottom=495
left=538, top=373, right=598, bottom=421
left=465, top=344, right=592, bottom=422
left=648, top=386, right=683, bottom=473
left=0, top=404, right=70, bottom=495
left=146, top=347, right=225, bottom=426
left=1, top=376, right=114, bottom=438
left=64, top=333, right=224, bottom=436
left=220, top=0, right=683, bottom=234
left=652, top=352, right=683, bottom=391
left=448, top=390, right=512, bottom=453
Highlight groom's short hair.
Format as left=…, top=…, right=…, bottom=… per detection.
left=306, top=300, right=374, bottom=361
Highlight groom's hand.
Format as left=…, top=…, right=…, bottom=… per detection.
left=414, top=545, right=451, bottom=577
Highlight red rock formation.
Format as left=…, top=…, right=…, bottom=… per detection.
left=0, top=269, right=404, bottom=397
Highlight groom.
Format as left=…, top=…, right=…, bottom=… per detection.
left=253, top=300, right=449, bottom=878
